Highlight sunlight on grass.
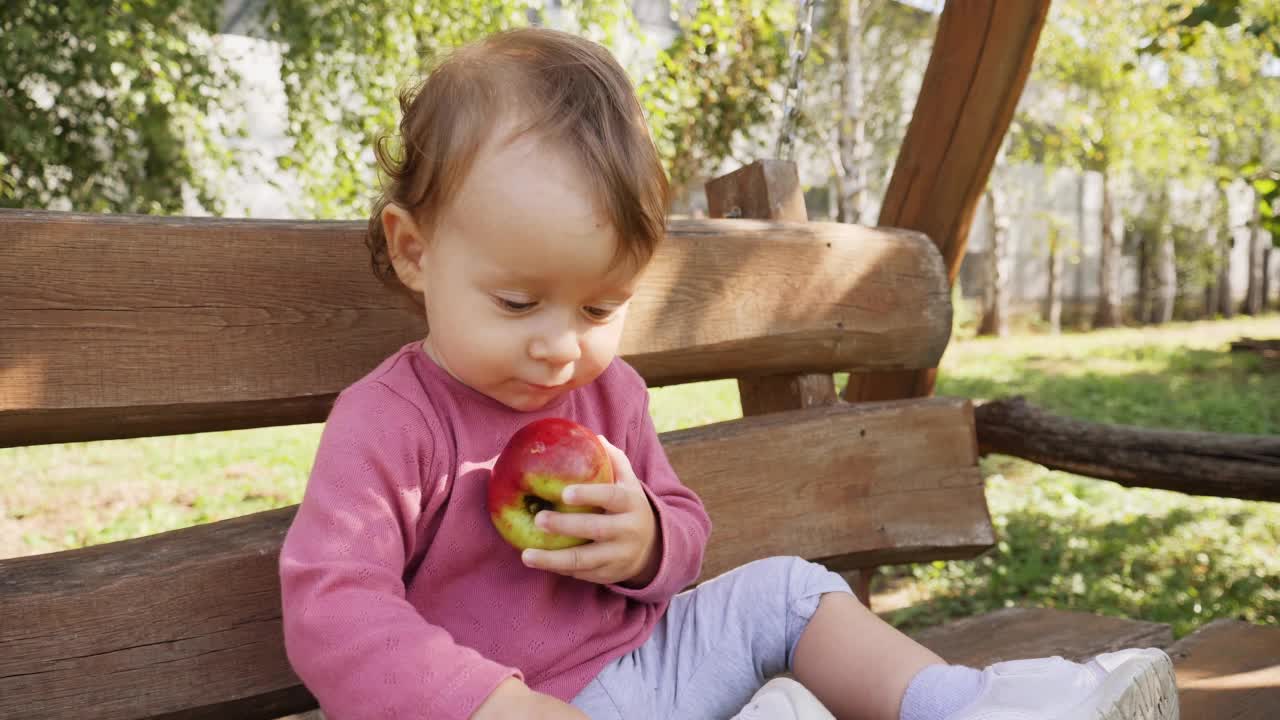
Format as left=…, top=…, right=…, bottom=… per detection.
left=884, top=461, right=1280, bottom=638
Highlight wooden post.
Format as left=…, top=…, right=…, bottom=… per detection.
left=842, top=0, right=1051, bottom=402
left=705, top=159, right=874, bottom=606
left=704, top=160, right=838, bottom=415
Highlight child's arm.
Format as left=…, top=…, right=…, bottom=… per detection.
left=279, top=383, right=520, bottom=720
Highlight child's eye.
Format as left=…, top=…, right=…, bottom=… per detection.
left=583, top=305, right=616, bottom=321
left=495, top=297, right=537, bottom=313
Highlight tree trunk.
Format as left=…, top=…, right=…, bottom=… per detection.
left=1264, top=244, right=1274, bottom=311
left=1216, top=187, right=1235, bottom=317
left=1075, top=172, right=1090, bottom=326
left=1093, top=170, right=1122, bottom=328
left=978, top=185, right=1010, bottom=336
left=1154, top=231, right=1176, bottom=324
left=1142, top=187, right=1176, bottom=324
left=1244, top=219, right=1265, bottom=316
left=833, top=0, right=870, bottom=225
left=1046, top=227, right=1063, bottom=334
left=975, top=397, right=1280, bottom=502
left=1218, top=237, right=1235, bottom=318
left=1137, top=229, right=1151, bottom=323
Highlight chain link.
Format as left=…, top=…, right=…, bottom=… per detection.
left=775, top=0, right=816, bottom=160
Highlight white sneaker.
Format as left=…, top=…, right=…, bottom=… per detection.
left=951, top=649, right=1178, bottom=720
left=731, top=677, right=836, bottom=720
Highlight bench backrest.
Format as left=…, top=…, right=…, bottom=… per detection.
left=0, top=209, right=993, bottom=720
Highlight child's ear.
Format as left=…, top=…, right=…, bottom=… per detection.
left=382, top=203, right=429, bottom=293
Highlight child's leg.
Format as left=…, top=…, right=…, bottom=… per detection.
left=792, top=590, right=946, bottom=720
left=792, top=593, right=1179, bottom=720
left=588, top=555, right=851, bottom=720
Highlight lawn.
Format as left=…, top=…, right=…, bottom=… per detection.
left=3, top=314, right=1278, bottom=638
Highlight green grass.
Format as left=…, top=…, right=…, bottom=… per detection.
left=3, top=315, right=1278, bottom=638
left=883, top=314, right=1280, bottom=637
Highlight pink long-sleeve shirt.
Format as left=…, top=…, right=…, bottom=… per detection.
left=279, top=342, right=712, bottom=720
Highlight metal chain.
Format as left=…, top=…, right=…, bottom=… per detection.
left=775, top=0, right=816, bottom=161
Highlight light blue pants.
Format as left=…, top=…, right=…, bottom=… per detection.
left=570, top=556, right=853, bottom=720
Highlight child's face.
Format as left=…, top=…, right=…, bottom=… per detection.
left=418, top=129, right=640, bottom=412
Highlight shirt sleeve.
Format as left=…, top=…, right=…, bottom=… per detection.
left=279, top=382, right=520, bottom=720
left=608, top=384, right=712, bottom=603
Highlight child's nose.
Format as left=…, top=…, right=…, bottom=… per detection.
left=529, top=326, right=582, bottom=365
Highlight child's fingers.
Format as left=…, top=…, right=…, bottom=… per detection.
left=563, top=480, right=637, bottom=513
left=536, top=509, right=614, bottom=541
left=522, top=541, right=610, bottom=576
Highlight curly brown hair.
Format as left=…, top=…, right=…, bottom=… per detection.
left=367, top=28, right=670, bottom=294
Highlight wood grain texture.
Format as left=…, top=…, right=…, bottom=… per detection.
left=842, top=0, right=1050, bottom=403
left=1, top=209, right=951, bottom=447
left=704, top=161, right=838, bottom=418
left=704, top=159, right=873, bottom=605
left=910, top=607, right=1174, bottom=667
left=673, top=397, right=992, bottom=579
left=975, top=397, right=1280, bottom=501
left=0, top=397, right=990, bottom=720
left=1169, top=619, right=1280, bottom=720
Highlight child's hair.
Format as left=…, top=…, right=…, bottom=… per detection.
left=367, top=27, right=670, bottom=291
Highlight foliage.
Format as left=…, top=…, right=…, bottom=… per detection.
left=1251, top=167, right=1280, bottom=248
left=1010, top=0, right=1185, bottom=178
left=1138, top=0, right=1280, bottom=249
left=261, top=0, right=537, bottom=219
left=256, top=0, right=800, bottom=218
left=1139, top=0, right=1280, bottom=58
left=0, top=1, right=242, bottom=214
left=636, top=0, right=790, bottom=198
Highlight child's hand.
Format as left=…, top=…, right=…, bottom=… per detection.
left=471, top=678, right=590, bottom=720
left=521, top=437, right=660, bottom=587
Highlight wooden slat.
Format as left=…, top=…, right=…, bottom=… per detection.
left=678, top=397, right=992, bottom=579
left=0, top=209, right=951, bottom=447
left=842, top=0, right=1050, bottom=403
left=910, top=607, right=1174, bottom=667
left=0, top=506, right=308, bottom=720
left=1169, top=619, right=1280, bottom=720
left=0, top=397, right=990, bottom=720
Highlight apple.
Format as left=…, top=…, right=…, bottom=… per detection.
left=488, top=417, right=615, bottom=551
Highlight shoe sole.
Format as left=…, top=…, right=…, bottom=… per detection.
left=1073, top=649, right=1179, bottom=720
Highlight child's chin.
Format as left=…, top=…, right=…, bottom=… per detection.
left=499, top=392, right=557, bottom=413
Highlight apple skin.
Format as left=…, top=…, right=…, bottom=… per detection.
left=488, top=418, right=615, bottom=551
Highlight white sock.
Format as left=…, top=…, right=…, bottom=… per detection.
left=898, top=664, right=985, bottom=720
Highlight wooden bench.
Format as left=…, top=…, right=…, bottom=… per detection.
left=4, top=206, right=1277, bottom=720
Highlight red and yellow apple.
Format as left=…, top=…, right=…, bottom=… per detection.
left=488, top=417, right=615, bottom=551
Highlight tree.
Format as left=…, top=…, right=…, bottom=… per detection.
left=257, top=0, right=798, bottom=218
left=1013, top=0, right=1199, bottom=328
left=809, top=0, right=936, bottom=224
left=978, top=142, right=1012, bottom=337
left=636, top=0, right=791, bottom=200
left=260, top=0, right=541, bottom=220
left=1, top=1, right=241, bottom=214
left=1141, top=0, right=1280, bottom=316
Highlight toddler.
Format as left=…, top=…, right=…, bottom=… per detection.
left=278, top=27, right=1178, bottom=720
